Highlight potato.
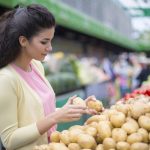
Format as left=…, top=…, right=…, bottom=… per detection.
left=126, top=117, right=139, bottom=130
left=101, top=109, right=109, bottom=116
left=145, top=113, right=150, bottom=117
left=97, top=121, right=111, bottom=140
left=112, top=128, right=127, bottom=142
left=106, top=109, right=118, bottom=118
left=122, top=122, right=137, bottom=134
left=50, top=131, right=60, bottom=143
left=95, top=134, right=103, bottom=144
left=77, top=134, right=97, bottom=149
left=144, top=102, right=150, bottom=113
left=110, top=112, right=125, bottom=128
left=60, top=130, right=70, bottom=145
left=69, top=125, right=84, bottom=131
left=129, top=102, right=145, bottom=119
left=103, top=138, right=116, bottom=150
left=72, top=97, right=86, bottom=107
left=84, top=126, right=97, bottom=137
left=137, top=128, right=149, bottom=143
left=95, top=144, right=104, bottom=150
left=69, top=129, right=84, bottom=143
left=88, top=122, right=98, bottom=129
left=125, top=98, right=135, bottom=104
left=130, top=142, right=149, bottom=150
left=138, top=115, right=150, bottom=131
left=116, top=141, right=130, bottom=150
left=97, top=114, right=109, bottom=122
left=115, top=104, right=129, bottom=116
left=87, top=100, right=103, bottom=112
left=85, top=115, right=108, bottom=125
left=127, top=133, right=143, bottom=144
left=49, top=143, right=69, bottom=150
left=68, top=143, right=81, bottom=150
left=127, top=109, right=132, bottom=117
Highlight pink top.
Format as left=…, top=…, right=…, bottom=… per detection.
left=11, top=63, right=56, bottom=140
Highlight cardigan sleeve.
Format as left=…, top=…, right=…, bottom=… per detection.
left=0, top=74, right=41, bottom=150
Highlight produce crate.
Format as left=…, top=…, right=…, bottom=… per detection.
left=56, top=89, right=87, bottom=131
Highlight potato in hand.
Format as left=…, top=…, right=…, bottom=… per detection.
left=87, top=100, right=103, bottom=112
left=72, top=97, right=86, bottom=107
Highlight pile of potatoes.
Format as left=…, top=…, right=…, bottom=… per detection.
left=33, top=95, right=150, bottom=150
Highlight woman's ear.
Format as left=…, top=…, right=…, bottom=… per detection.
left=19, top=36, right=28, bottom=48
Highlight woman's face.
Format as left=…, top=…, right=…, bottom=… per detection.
left=24, top=27, right=55, bottom=61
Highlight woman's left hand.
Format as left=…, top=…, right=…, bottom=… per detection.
left=85, top=95, right=105, bottom=114
left=84, top=95, right=98, bottom=115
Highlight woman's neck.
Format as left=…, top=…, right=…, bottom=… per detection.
left=13, top=56, right=32, bottom=72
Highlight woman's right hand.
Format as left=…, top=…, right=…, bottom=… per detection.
left=37, top=96, right=93, bottom=135
left=53, top=95, right=87, bottom=123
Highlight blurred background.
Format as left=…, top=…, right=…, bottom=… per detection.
left=0, top=0, right=150, bottom=131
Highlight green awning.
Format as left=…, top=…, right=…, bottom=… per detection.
left=124, top=7, right=150, bottom=17
left=0, top=0, right=150, bottom=51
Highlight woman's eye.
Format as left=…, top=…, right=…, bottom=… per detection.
left=41, top=41, right=47, bottom=45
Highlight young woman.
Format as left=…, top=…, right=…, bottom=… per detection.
left=0, top=4, right=96, bottom=150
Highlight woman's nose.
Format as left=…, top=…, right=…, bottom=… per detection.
left=46, top=44, right=52, bottom=52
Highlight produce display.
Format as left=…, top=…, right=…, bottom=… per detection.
left=43, top=54, right=82, bottom=95
left=122, top=88, right=150, bottom=101
left=46, top=72, right=80, bottom=95
left=43, top=53, right=110, bottom=95
left=33, top=95, right=150, bottom=150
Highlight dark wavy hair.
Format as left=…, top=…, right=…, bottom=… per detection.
left=0, top=4, right=55, bottom=69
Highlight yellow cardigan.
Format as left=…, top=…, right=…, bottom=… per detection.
left=0, top=60, right=55, bottom=150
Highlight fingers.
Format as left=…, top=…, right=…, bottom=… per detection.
left=57, top=106, right=98, bottom=123
left=61, top=105, right=87, bottom=116
left=85, top=109, right=98, bottom=115
left=69, top=95, right=77, bottom=101
left=66, top=95, right=77, bottom=105
left=68, top=117, right=81, bottom=122
left=85, top=95, right=97, bottom=106
left=68, top=113, right=82, bottom=118
left=67, top=104, right=87, bottom=110
left=85, top=95, right=96, bottom=101
left=59, top=108, right=84, bottom=122
left=90, top=95, right=96, bottom=100
left=89, top=95, right=96, bottom=99
left=67, top=105, right=98, bottom=115
left=68, top=107, right=87, bottom=114
left=64, top=95, right=101, bottom=119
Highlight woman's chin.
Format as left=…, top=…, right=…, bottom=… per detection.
left=34, top=57, right=45, bottom=61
